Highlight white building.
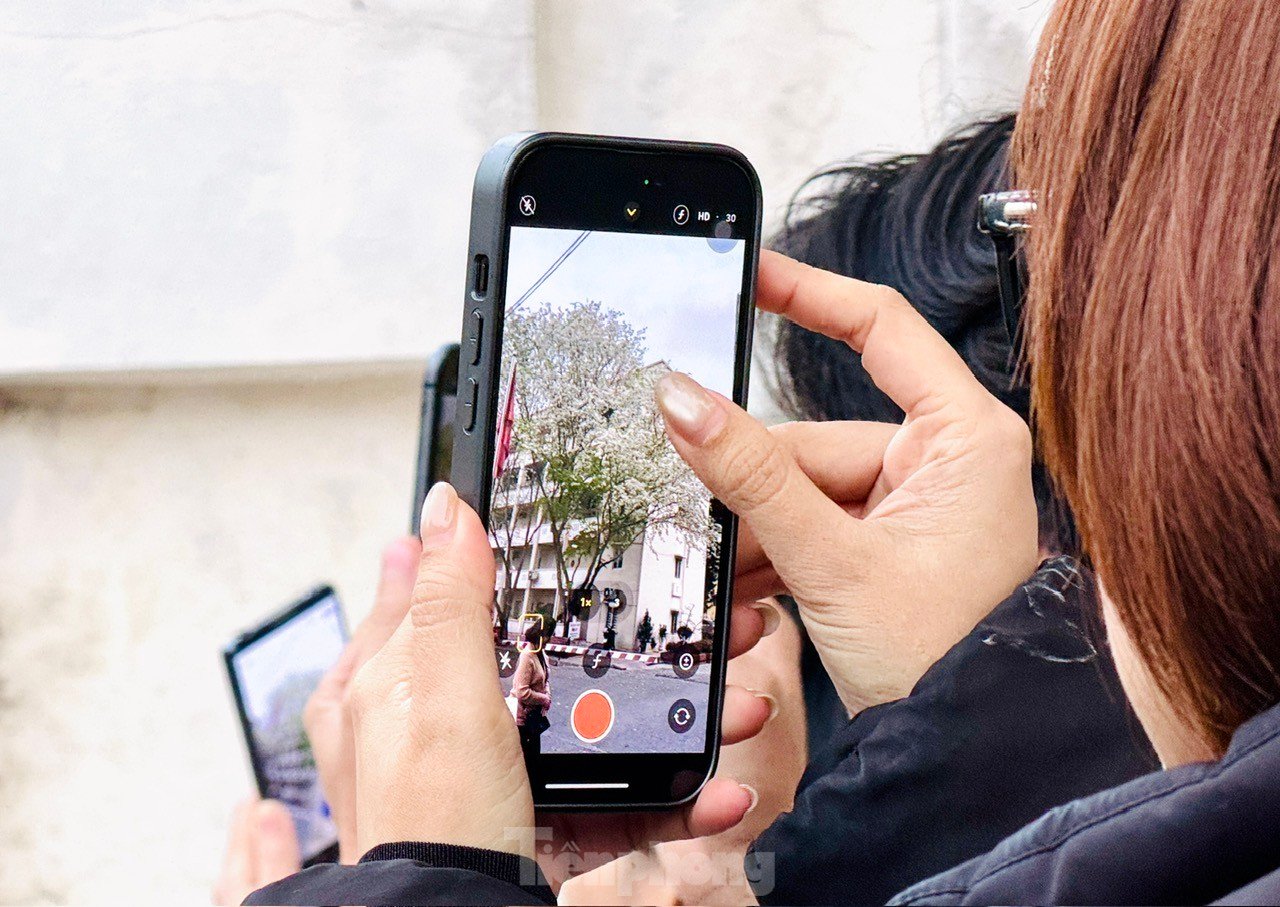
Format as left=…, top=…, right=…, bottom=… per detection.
left=490, top=457, right=707, bottom=651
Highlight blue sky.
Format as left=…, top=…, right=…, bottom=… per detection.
left=504, top=226, right=744, bottom=395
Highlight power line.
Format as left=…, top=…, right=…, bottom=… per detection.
left=509, top=230, right=591, bottom=315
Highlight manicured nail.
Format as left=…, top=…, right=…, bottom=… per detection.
left=656, top=372, right=726, bottom=446
left=420, top=482, right=458, bottom=547
left=740, top=783, right=760, bottom=814
left=750, top=601, right=781, bottom=638
left=747, top=689, right=778, bottom=724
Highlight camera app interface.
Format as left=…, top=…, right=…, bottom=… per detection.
left=492, top=224, right=744, bottom=754
left=231, top=594, right=345, bottom=857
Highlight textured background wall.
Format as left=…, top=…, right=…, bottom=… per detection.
left=0, top=374, right=421, bottom=902
left=0, top=0, right=535, bottom=375
left=0, top=1, right=1048, bottom=902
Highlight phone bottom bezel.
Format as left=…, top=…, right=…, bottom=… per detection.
left=528, top=751, right=719, bottom=810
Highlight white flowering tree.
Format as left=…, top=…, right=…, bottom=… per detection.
left=490, top=471, right=545, bottom=638
left=504, top=300, right=718, bottom=637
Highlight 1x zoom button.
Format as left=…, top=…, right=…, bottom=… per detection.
left=463, top=377, right=479, bottom=432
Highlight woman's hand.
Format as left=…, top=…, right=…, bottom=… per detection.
left=536, top=609, right=777, bottom=891
left=212, top=798, right=301, bottom=906
left=656, top=250, right=1040, bottom=714
left=557, top=606, right=807, bottom=906
left=347, top=482, right=534, bottom=855
left=346, top=482, right=773, bottom=886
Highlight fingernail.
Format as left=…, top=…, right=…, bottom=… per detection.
left=740, top=783, right=760, bottom=814
left=420, top=482, right=458, bottom=547
left=656, top=372, right=726, bottom=445
left=747, top=688, right=778, bottom=724
left=750, top=601, right=781, bottom=638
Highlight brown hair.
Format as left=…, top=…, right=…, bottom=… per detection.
left=1014, top=0, right=1280, bottom=753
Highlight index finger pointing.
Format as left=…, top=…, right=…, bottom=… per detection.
left=758, top=250, right=986, bottom=414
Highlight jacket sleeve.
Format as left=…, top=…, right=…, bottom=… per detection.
left=512, top=656, right=551, bottom=709
left=748, top=568, right=1156, bottom=905
left=244, top=843, right=555, bottom=906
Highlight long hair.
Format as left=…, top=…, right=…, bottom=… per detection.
left=771, top=116, right=1078, bottom=552
left=1015, top=0, right=1280, bottom=753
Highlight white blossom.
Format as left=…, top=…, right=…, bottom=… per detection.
left=499, top=300, right=719, bottom=632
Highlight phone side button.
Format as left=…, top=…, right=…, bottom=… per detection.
left=463, top=377, right=479, bottom=432
left=468, top=310, right=484, bottom=366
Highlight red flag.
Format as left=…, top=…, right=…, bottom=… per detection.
left=493, top=364, right=517, bottom=479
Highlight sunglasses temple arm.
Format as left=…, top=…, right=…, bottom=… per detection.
left=992, top=233, right=1025, bottom=354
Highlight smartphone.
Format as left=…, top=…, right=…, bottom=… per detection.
left=411, top=343, right=461, bottom=532
left=453, top=133, right=761, bottom=809
left=223, top=586, right=348, bottom=864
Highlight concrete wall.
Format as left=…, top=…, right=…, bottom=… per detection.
left=0, top=1, right=1050, bottom=902
left=0, top=374, right=421, bottom=902
left=0, top=0, right=536, bottom=376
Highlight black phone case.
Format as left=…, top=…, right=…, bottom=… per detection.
left=451, top=132, right=762, bottom=809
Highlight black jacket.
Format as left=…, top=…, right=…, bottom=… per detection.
left=889, top=700, right=1280, bottom=904
left=249, top=560, right=1280, bottom=905
left=751, top=557, right=1156, bottom=903
left=249, top=706, right=1280, bottom=906
left=243, top=843, right=554, bottom=906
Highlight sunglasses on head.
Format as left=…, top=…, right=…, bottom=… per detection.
left=977, top=191, right=1096, bottom=565
left=977, top=190, right=1036, bottom=355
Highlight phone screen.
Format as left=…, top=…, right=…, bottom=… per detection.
left=226, top=590, right=346, bottom=861
left=489, top=191, right=750, bottom=758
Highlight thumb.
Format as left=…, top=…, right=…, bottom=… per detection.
left=405, top=482, right=502, bottom=707
left=352, top=483, right=499, bottom=719
left=655, top=371, right=858, bottom=572
left=350, top=482, right=530, bottom=855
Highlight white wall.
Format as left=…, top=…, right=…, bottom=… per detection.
left=0, top=0, right=535, bottom=376
left=534, top=1, right=1046, bottom=225
left=0, top=374, right=422, bottom=903
left=0, top=1, right=1050, bottom=902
